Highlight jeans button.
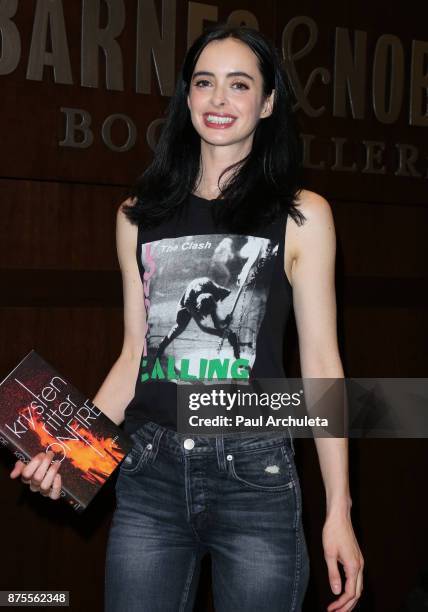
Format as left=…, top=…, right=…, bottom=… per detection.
left=146, top=443, right=153, bottom=450
left=226, top=454, right=233, bottom=461
left=183, top=438, right=195, bottom=450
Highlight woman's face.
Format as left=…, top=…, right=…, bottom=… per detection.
left=187, top=38, right=274, bottom=151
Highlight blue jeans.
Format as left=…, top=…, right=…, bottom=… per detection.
left=104, top=421, right=310, bottom=611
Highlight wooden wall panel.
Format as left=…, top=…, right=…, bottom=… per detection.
left=332, top=200, right=428, bottom=279
left=0, top=2, right=427, bottom=611
left=341, top=307, right=428, bottom=376
left=0, top=179, right=127, bottom=270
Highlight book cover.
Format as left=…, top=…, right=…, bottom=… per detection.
left=0, top=349, right=134, bottom=513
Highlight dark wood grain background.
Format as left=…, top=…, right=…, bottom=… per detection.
left=1, top=2, right=427, bottom=611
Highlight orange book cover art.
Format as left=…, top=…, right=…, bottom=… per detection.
left=0, top=350, right=133, bottom=513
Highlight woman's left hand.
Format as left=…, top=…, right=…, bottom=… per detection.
left=322, top=512, right=364, bottom=611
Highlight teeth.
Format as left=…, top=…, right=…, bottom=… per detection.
left=206, top=115, right=235, bottom=124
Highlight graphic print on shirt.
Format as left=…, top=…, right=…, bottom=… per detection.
left=140, top=233, right=278, bottom=384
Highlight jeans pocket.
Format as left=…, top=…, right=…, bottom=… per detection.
left=226, top=443, right=295, bottom=492
left=119, top=440, right=149, bottom=475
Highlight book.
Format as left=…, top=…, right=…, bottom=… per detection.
left=0, top=349, right=134, bottom=513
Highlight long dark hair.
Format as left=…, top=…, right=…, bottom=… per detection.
left=122, top=23, right=306, bottom=233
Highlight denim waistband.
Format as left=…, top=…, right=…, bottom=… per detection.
left=130, top=420, right=295, bottom=459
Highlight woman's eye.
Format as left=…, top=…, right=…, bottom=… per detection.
left=193, top=80, right=249, bottom=90
left=232, top=82, right=249, bottom=90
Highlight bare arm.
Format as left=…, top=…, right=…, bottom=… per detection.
left=10, top=198, right=146, bottom=498
left=91, top=198, right=147, bottom=426
left=290, top=191, right=350, bottom=516
left=288, top=190, right=363, bottom=610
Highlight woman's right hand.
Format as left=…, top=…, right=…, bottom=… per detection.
left=9, top=450, right=62, bottom=500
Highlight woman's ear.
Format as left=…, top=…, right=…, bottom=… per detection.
left=261, top=89, right=275, bottom=118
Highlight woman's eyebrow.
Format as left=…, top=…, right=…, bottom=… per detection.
left=192, top=70, right=254, bottom=81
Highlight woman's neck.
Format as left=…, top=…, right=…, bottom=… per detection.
left=192, top=186, right=221, bottom=200
left=194, top=140, right=251, bottom=201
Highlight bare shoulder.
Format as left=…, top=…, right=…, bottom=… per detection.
left=117, top=196, right=138, bottom=219
left=284, top=189, right=335, bottom=283
left=287, top=189, right=335, bottom=240
left=294, top=189, right=333, bottom=223
left=116, top=197, right=138, bottom=265
left=117, top=196, right=138, bottom=230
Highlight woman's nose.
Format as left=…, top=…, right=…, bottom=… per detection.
left=210, top=86, right=227, bottom=105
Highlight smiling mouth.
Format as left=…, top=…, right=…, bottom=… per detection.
left=203, top=114, right=237, bottom=128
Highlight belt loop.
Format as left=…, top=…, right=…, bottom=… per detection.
left=216, top=434, right=226, bottom=472
left=148, top=424, right=166, bottom=462
left=286, top=426, right=295, bottom=456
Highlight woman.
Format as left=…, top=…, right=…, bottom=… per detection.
left=11, top=24, right=363, bottom=612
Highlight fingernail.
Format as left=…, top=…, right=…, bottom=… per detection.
left=333, top=583, right=340, bottom=593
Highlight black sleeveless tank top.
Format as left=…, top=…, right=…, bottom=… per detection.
left=123, top=193, right=293, bottom=434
